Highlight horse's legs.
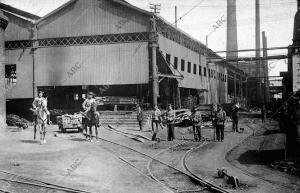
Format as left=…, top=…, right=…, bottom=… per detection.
left=34, top=123, right=37, bottom=140
left=95, top=125, right=99, bottom=141
left=89, top=125, right=93, bottom=141
left=39, top=124, right=43, bottom=144
left=43, top=123, right=46, bottom=143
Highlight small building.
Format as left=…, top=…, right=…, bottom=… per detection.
left=1, top=0, right=246, bottom=116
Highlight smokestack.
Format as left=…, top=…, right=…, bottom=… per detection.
left=293, top=0, right=300, bottom=45
left=255, top=0, right=262, bottom=102
left=226, top=0, right=238, bottom=59
left=255, top=0, right=261, bottom=69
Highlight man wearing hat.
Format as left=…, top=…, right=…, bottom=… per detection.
left=231, top=103, right=240, bottom=132
left=82, top=92, right=96, bottom=113
left=32, top=90, right=51, bottom=139
left=82, top=92, right=96, bottom=134
left=214, top=104, right=226, bottom=142
left=165, top=104, right=175, bottom=141
left=190, top=106, right=202, bottom=141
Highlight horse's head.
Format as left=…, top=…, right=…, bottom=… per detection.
left=41, top=98, right=48, bottom=110
left=90, top=102, right=97, bottom=112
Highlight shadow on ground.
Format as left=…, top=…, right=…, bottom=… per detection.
left=19, top=139, right=39, bottom=144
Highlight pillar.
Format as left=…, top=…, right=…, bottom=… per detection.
left=150, top=15, right=159, bottom=106
left=0, top=11, right=8, bottom=130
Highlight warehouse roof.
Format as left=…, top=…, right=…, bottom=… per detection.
left=0, top=2, right=40, bottom=22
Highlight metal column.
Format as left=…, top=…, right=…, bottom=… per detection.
left=0, top=11, right=8, bottom=130
left=150, top=15, right=159, bottom=106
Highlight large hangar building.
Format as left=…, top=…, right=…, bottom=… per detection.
left=1, top=0, right=246, bottom=114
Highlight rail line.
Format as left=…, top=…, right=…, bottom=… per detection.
left=0, top=170, right=94, bottom=193
left=224, top=119, right=300, bottom=191
left=96, top=131, right=230, bottom=193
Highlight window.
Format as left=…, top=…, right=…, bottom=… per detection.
left=5, top=64, right=17, bottom=86
left=174, top=57, right=178, bottom=69
left=208, top=69, right=210, bottom=77
left=199, top=65, right=202, bottom=75
left=204, top=67, right=207, bottom=76
left=166, top=53, right=171, bottom=65
left=225, top=75, right=227, bottom=82
left=213, top=70, right=216, bottom=78
left=193, top=64, right=197, bottom=74
left=187, top=62, right=191, bottom=73
left=181, top=59, right=185, bottom=71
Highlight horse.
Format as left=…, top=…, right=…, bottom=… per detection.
left=30, top=98, right=50, bottom=145
left=82, top=102, right=100, bottom=142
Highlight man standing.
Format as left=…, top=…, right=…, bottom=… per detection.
left=231, top=103, right=239, bottom=132
left=166, top=104, right=175, bottom=141
left=136, top=104, right=144, bottom=131
left=151, top=105, right=162, bottom=141
left=215, top=104, right=226, bottom=142
left=190, top=106, right=202, bottom=141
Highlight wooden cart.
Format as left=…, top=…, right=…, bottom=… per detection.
left=57, top=113, right=83, bottom=133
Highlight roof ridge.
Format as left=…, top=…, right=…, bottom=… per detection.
left=0, top=2, right=40, bottom=20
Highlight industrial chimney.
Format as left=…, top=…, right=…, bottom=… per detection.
left=226, top=0, right=238, bottom=59
left=293, top=0, right=300, bottom=45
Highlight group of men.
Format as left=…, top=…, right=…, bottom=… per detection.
left=137, top=103, right=228, bottom=143
left=32, top=90, right=236, bottom=143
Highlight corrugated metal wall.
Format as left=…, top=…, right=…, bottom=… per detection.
left=5, top=49, right=33, bottom=99
left=37, top=0, right=149, bottom=38
left=4, top=12, right=33, bottom=41
left=158, top=35, right=209, bottom=90
left=158, top=35, right=228, bottom=104
left=35, top=42, right=149, bottom=86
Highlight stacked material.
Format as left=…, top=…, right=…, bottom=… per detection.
left=57, top=113, right=83, bottom=132
left=49, top=109, right=65, bottom=115
left=6, top=114, right=31, bottom=129
left=270, top=160, right=300, bottom=177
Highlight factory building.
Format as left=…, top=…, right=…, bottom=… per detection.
left=1, top=0, right=246, bottom=116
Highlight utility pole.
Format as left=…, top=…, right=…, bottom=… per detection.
left=149, top=3, right=160, bottom=106
left=0, top=11, right=8, bottom=130
left=175, top=6, right=178, bottom=27
left=150, top=3, right=161, bottom=14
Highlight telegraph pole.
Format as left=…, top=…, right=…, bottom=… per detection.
left=175, top=6, right=178, bottom=27
left=149, top=3, right=160, bottom=106
left=150, top=3, right=161, bottom=14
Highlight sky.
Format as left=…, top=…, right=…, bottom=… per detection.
left=1, top=0, right=297, bottom=76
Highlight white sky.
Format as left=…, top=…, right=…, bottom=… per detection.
left=1, top=0, right=296, bottom=76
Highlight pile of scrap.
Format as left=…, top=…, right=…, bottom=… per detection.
left=6, top=114, right=31, bottom=129
left=270, top=160, right=300, bottom=176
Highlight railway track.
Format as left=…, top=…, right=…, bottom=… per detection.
left=224, top=119, right=300, bottom=191
left=0, top=170, right=94, bottom=193
left=96, top=133, right=230, bottom=193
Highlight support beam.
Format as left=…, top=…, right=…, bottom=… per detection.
left=0, top=11, right=8, bottom=130
left=150, top=15, right=159, bottom=106
left=234, top=73, right=237, bottom=103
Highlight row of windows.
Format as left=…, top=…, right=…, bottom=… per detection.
left=166, top=54, right=227, bottom=82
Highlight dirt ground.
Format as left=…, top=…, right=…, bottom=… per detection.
left=0, top=118, right=299, bottom=193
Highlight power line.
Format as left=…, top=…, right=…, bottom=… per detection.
left=173, top=0, right=206, bottom=24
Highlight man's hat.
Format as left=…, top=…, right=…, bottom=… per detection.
left=88, top=91, right=95, bottom=96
